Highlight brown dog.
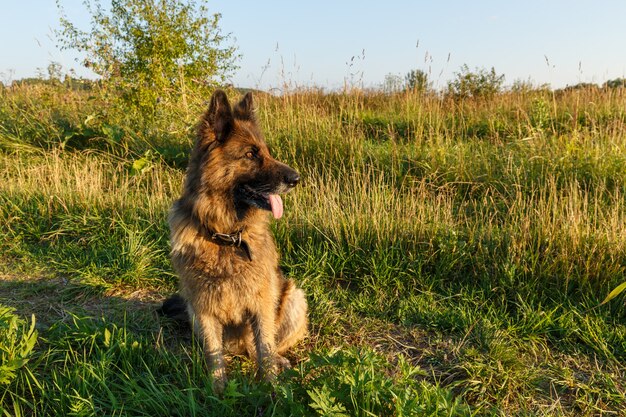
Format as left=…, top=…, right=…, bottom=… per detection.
left=164, top=90, right=308, bottom=393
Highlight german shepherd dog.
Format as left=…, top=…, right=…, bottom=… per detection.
left=161, top=90, right=308, bottom=393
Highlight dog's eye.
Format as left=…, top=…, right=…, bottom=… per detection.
left=245, top=147, right=259, bottom=160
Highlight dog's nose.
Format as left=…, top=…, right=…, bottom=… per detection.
left=284, top=171, right=300, bottom=187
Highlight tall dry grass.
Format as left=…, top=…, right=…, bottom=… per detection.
left=1, top=82, right=626, bottom=414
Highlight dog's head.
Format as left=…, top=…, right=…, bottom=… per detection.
left=191, top=90, right=299, bottom=220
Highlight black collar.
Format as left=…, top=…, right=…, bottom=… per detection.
left=210, top=230, right=244, bottom=246
left=189, top=212, right=253, bottom=261
left=206, top=228, right=253, bottom=261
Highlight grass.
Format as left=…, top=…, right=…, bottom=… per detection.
left=1, top=81, right=626, bottom=415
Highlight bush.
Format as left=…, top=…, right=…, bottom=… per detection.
left=0, top=306, right=37, bottom=387
left=604, top=78, right=626, bottom=89
left=405, top=69, right=429, bottom=92
left=56, top=0, right=239, bottom=113
left=447, top=65, right=505, bottom=99
left=0, top=304, right=38, bottom=417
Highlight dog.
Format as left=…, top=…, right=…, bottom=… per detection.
left=161, top=90, right=308, bottom=393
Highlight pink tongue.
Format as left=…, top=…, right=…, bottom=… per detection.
left=268, top=194, right=283, bottom=219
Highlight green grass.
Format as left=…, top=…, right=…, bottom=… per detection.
left=1, top=82, right=626, bottom=416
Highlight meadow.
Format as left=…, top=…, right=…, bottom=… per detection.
left=1, top=80, right=625, bottom=416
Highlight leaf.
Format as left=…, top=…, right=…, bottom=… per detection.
left=600, top=281, right=626, bottom=305
left=101, top=124, right=124, bottom=143
left=0, top=306, right=38, bottom=386
left=131, top=150, right=154, bottom=175
left=103, top=327, right=111, bottom=347
left=131, top=158, right=148, bottom=174
left=84, top=114, right=96, bottom=125
left=307, top=385, right=349, bottom=417
left=19, top=317, right=37, bottom=357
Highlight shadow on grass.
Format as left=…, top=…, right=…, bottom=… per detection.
left=0, top=275, right=469, bottom=417
left=0, top=275, right=185, bottom=345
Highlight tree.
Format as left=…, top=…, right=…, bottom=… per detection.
left=56, top=0, right=239, bottom=111
left=405, top=69, right=429, bottom=92
left=382, top=73, right=404, bottom=93
left=447, top=65, right=505, bottom=99
left=604, top=78, right=626, bottom=89
left=47, top=61, right=64, bottom=83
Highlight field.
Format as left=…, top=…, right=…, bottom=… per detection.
left=1, top=81, right=626, bottom=416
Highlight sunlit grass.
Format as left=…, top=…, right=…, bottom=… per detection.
left=1, top=82, right=626, bottom=415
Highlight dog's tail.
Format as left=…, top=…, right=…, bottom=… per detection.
left=157, top=293, right=189, bottom=323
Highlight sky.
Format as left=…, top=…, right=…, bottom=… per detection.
left=2, top=1, right=626, bottom=90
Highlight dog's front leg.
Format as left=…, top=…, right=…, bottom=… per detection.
left=196, top=314, right=227, bottom=393
left=250, top=311, right=278, bottom=380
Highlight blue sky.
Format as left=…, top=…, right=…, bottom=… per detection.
left=2, top=1, right=626, bottom=90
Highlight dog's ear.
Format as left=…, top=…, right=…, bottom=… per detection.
left=201, top=90, right=234, bottom=142
left=233, top=92, right=255, bottom=121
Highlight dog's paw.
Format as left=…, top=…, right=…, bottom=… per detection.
left=212, top=369, right=227, bottom=395
left=261, top=355, right=291, bottom=382
left=275, top=354, right=291, bottom=371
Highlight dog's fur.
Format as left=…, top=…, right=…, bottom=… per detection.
left=163, top=90, right=308, bottom=392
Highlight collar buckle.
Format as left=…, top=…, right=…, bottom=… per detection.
left=210, top=230, right=243, bottom=247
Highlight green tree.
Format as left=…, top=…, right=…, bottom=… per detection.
left=447, top=64, right=505, bottom=99
left=56, top=0, right=239, bottom=111
left=604, top=78, right=626, bottom=89
left=382, top=73, right=404, bottom=93
left=47, top=61, right=64, bottom=83
left=405, top=69, right=429, bottom=92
